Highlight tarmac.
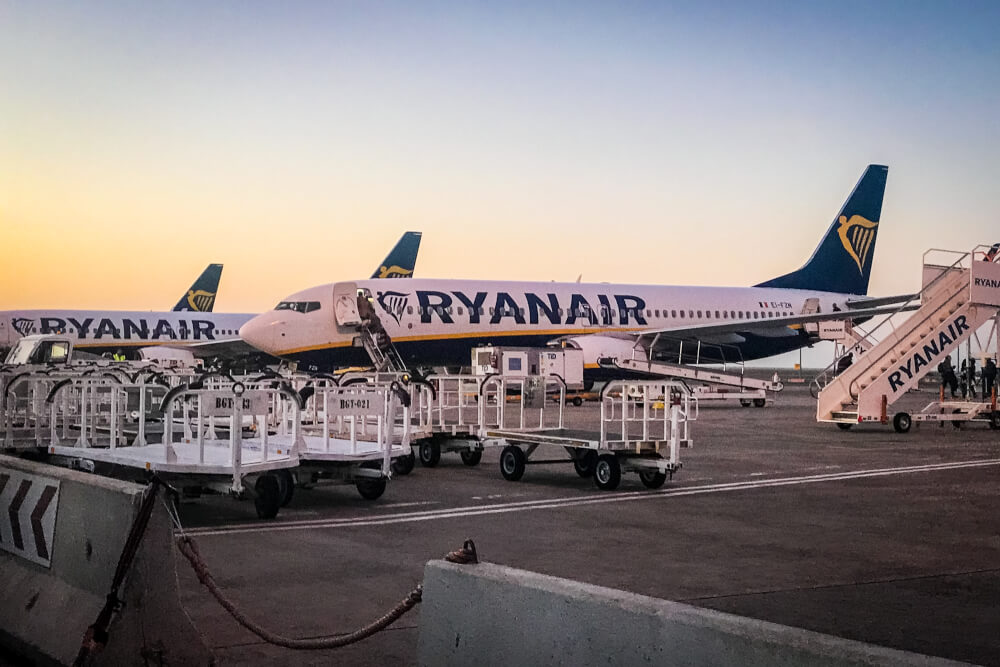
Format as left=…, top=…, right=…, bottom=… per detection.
left=159, top=381, right=1000, bottom=666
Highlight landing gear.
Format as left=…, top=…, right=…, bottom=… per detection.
left=740, top=399, right=751, bottom=408
left=460, top=448, right=483, bottom=466
left=893, top=412, right=912, bottom=434
left=419, top=440, right=441, bottom=467
left=753, top=398, right=766, bottom=408
left=593, top=454, right=621, bottom=491
left=499, top=445, right=526, bottom=481
left=254, top=474, right=281, bottom=519
left=573, top=450, right=598, bottom=478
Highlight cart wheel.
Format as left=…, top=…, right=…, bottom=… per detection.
left=893, top=412, right=912, bottom=434
left=356, top=476, right=387, bottom=500
left=460, top=448, right=483, bottom=466
left=951, top=408, right=964, bottom=430
left=254, top=474, right=281, bottom=519
left=499, top=445, right=526, bottom=481
left=740, top=399, right=751, bottom=408
left=836, top=423, right=853, bottom=431
left=573, top=450, right=598, bottom=478
left=572, top=396, right=583, bottom=407
left=753, top=398, right=766, bottom=408
left=639, top=469, right=667, bottom=489
left=990, top=412, right=1000, bottom=430
left=419, top=440, right=441, bottom=467
left=276, top=468, right=295, bottom=507
left=392, top=452, right=416, bottom=476
left=593, top=454, right=621, bottom=491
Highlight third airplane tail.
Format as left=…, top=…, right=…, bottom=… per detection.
left=372, top=231, right=422, bottom=279
left=756, top=164, right=888, bottom=296
left=173, top=263, right=223, bottom=312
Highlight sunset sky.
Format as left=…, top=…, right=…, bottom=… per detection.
left=2, top=2, right=998, bottom=364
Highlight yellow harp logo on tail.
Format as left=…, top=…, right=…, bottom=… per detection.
left=837, top=215, right=879, bottom=274
left=186, top=289, right=217, bottom=312
left=377, top=265, right=413, bottom=279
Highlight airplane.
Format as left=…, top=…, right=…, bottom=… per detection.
left=240, top=166, right=908, bottom=377
left=0, top=232, right=422, bottom=358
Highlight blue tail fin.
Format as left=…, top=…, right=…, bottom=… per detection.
left=371, top=231, right=422, bottom=279
left=756, top=165, right=888, bottom=295
left=173, top=264, right=223, bottom=312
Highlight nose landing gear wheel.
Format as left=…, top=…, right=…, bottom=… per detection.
left=419, top=440, right=441, bottom=467
left=893, top=412, right=912, bottom=433
left=499, top=445, right=526, bottom=481
left=593, top=454, right=621, bottom=491
left=573, top=450, right=598, bottom=478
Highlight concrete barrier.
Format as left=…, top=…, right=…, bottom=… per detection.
left=0, top=454, right=211, bottom=665
left=418, top=560, right=964, bottom=666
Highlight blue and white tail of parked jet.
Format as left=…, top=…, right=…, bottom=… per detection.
left=372, top=232, right=422, bottom=279
left=757, top=164, right=888, bottom=295
left=173, top=263, right=224, bottom=312
left=241, top=165, right=907, bottom=372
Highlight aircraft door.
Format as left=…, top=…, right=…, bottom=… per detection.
left=333, top=282, right=362, bottom=327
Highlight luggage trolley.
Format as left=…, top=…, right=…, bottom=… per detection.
left=287, top=381, right=418, bottom=501
left=485, top=379, right=696, bottom=491
left=45, top=378, right=300, bottom=519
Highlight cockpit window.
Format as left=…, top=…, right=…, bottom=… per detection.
left=274, top=301, right=322, bottom=313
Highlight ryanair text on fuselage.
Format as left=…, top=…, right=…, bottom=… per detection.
left=30, top=316, right=218, bottom=341
left=403, top=290, right=650, bottom=327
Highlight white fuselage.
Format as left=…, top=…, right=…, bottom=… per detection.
left=0, top=309, right=254, bottom=352
left=240, top=278, right=856, bottom=369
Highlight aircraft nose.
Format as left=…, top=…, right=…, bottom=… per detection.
left=239, top=314, right=281, bottom=353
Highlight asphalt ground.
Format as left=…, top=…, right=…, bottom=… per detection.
left=168, top=382, right=1000, bottom=666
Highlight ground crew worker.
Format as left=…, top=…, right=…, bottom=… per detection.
left=983, top=358, right=997, bottom=399
left=938, top=356, right=958, bottom=398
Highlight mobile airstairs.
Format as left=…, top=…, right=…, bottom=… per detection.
left=816, top=246, right=1000, bottom=431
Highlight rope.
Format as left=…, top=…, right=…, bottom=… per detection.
left=175, top=534, right=423, bottom=649
left=74, top=477, right=165, bottom=666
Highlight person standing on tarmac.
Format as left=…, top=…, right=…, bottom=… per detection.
left=967, top=357, right=977, bottom=399
left=983, top=358, right=997, bottom=399
left=938, top=356, right=959, bottom=398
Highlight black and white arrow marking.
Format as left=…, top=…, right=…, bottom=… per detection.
left=0, top=471, right=60, bottom=568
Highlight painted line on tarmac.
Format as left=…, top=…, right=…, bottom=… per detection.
left=184, top=458, right=1000, bottom=537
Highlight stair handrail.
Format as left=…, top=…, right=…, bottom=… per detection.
left=811, top=247, right=974, bottom=399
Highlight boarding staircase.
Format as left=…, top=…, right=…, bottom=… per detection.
left=359, top=324, right=407, bottom=373
left=816, top=246, right=1000, bottom=426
